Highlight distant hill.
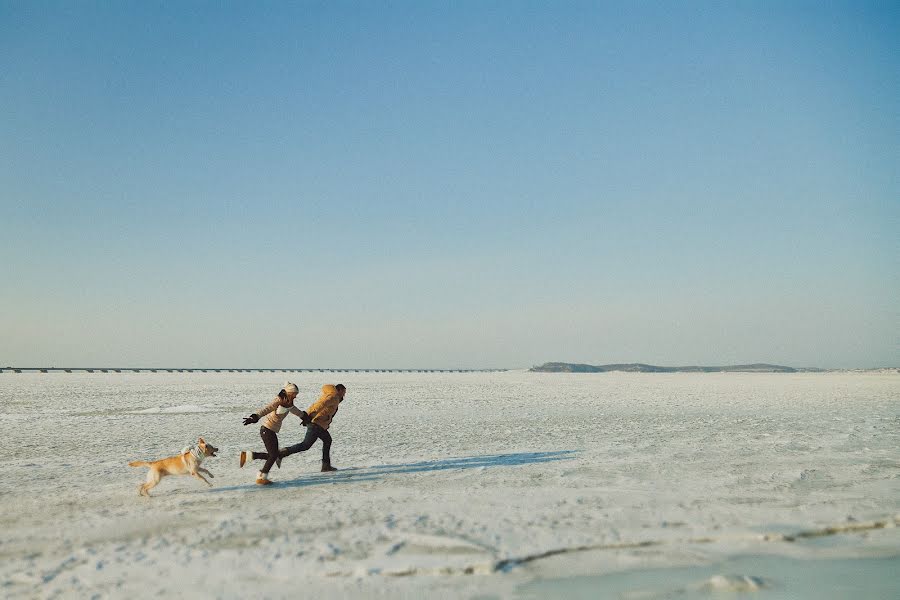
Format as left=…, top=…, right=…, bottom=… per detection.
left=530, top=362, right=824, bottom=373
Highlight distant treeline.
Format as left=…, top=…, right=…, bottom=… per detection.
left=530, top=362, right=825, bottom=373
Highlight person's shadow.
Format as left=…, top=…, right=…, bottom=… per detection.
left=212, top=450, right=576, bottom=493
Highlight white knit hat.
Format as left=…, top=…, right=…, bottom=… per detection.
left=283, top=381, right=299, bottom=394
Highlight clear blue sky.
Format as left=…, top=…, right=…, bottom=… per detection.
left=1, top=2, right=897, bottom=368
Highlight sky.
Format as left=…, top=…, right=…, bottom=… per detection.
left=1, top=1, right=897, bottom=369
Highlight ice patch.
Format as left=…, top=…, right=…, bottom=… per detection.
left=698, top=574, right=768, bottom=592
left=621, top=574, right=770, bottom=598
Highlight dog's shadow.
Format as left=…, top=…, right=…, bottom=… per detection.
left=211, top=450, right=576, bottom=493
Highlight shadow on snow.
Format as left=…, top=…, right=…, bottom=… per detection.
left=211, top=450, right=576, bottom=493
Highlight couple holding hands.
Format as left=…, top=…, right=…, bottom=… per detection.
left=240, top=382, right=346, bottom=485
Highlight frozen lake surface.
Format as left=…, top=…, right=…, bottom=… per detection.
left=1, top=371, right=898, bottom=598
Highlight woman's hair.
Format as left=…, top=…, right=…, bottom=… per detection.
left=277, top=389, right=287, bottom=400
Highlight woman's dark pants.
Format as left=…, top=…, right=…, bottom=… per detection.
left=251, top=426, right=280, bottom=474
left=280, top=424, right=332, bottom=463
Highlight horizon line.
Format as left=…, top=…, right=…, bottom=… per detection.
left=2, top=364, right=898, bottom=373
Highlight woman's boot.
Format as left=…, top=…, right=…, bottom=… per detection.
left=321, top=460, right=337, bottom=472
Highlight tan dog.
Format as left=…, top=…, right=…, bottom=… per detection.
left=128, top=437, right=219, bottom=496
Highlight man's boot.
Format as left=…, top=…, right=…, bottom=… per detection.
left=321, top=460, right=337, bottom=472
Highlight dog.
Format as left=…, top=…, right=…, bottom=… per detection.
left=128, top=437, right=219, bottom=496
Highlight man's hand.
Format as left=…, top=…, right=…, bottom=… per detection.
left=299, top=411, right=311, bottom=426
left=243, top=413, right=260, bottom=426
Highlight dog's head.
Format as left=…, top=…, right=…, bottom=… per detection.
left=197, top=437, right=218, bottom=457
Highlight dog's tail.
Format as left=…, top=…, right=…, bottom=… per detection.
left=128, top=461, right=150, bottom=467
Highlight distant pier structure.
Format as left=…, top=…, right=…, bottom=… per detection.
left=1, top=367, right=509, bottom=374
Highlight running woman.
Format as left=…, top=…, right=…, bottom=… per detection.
left=239, top=382, right=308, bottom=485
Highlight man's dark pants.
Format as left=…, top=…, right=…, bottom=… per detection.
left=280, top=423, right=331, bottom=463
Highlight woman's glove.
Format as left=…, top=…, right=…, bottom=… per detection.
left=243, top=413, right=260, bottom=426
left=299, top=411, right=311, bottom=425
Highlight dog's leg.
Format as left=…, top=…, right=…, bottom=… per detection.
left=191, top=471, right=213, bottom=486
left=198, top=467, right=214, bottom=478
left=142, top=469, right=162, bottom=496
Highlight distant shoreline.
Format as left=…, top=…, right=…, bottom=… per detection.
left=530, top=362, right=898, bottom=373
left=0, top=367, right=508, bottom=374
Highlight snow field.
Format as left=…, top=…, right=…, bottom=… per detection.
left=1, top=371, right=897, bottom=598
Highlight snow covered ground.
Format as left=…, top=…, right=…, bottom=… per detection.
left=1, top=371, right=898, bottom=598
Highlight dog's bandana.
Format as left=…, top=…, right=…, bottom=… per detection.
left=182, top=445, right=205, bottom=466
